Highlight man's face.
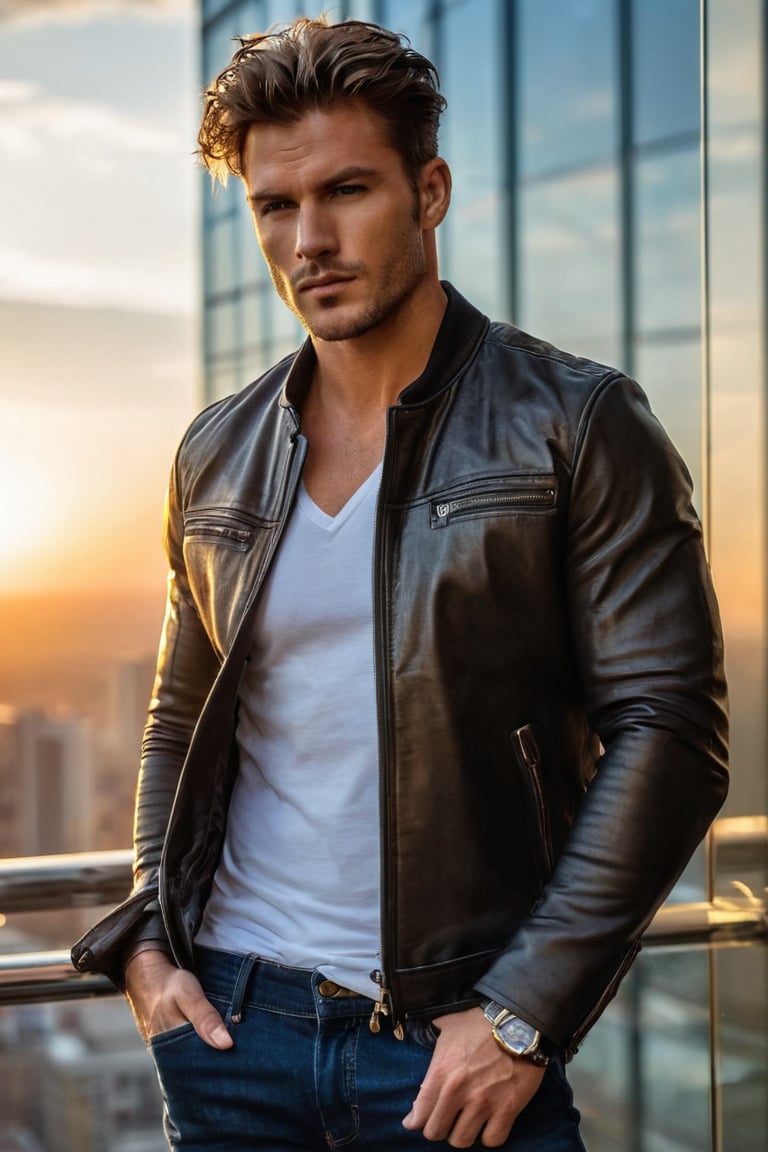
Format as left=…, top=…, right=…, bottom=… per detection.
left=242, top=102, right=430, bottom=342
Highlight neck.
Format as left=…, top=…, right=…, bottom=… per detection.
left=309, top=279, right=448, bottom=414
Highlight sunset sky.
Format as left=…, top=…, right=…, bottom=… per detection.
left=0, top=0, right=199, bottom=595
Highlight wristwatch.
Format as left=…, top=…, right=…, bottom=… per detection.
left=481, top=1000, right=550, bottom=1067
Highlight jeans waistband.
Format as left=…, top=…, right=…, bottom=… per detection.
left=194, top=944, right=376, bottom=1024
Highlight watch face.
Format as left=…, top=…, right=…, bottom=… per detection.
left=496, top=1015, right=537, bottom=1055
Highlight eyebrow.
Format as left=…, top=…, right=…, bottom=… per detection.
left=248, top=165, right=381, bottom=206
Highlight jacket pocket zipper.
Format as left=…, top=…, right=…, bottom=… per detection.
left=431, top=481, right=556, bottom=528
left=511, top=723, right=554, bottom=887
left=184, top=516, right=254, bottom=550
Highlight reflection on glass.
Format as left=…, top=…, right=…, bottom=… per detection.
left=632, top=0, right=700, bottom=146
left=208, top=298, right=238, bottom=359
left=442, top=0, right=503, bottom=313
left=705, top=3, right=767, bottom=1140
left=706, top=0, right=766, bottom=812
left=268, top=290, right=304, bottom=345
left=205, top=213, right=237, bottom=299
left=449, top=191, right=506, bottom=320
left=202, top=0, right=238, bottom=22
left=633, top=339, right=702, bottom=499
left=381, top=0, right=434, bottom=54
left=571, top=949, right=712, bottom=1152
left=208, top=361, right=238, bottom=403
left=518, top=0, right=617, bottom=178
left=239, top=285, right=266, bottom=354
left=714, top=943, right=768, bottom=1152
left=518, top=167, right=620, bottom=363
left=635, top=146, right=701, bottom=335
left=237, top=192, right=268, bottom=293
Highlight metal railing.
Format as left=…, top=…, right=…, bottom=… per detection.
left=0, top=817, right=766, bottom=1006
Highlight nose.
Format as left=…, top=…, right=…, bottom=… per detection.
left=295, top=202, right=336, bottom=260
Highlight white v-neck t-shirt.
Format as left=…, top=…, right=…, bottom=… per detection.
left=196, top=463, right=383, bottom=997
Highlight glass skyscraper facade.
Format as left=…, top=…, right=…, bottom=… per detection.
left=199, top=2, right=767, bottom=1147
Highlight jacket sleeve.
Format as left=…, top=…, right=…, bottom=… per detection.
left=71, top=449, right=221, bottom=986
left=474, top=373, right=729, bottom=1055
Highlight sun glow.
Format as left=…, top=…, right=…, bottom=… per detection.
left=0, top=438, right=64, bottom=588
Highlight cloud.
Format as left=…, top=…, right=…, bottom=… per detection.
left=0, top=0, right=189, bottom=25
left=0, top=78, right=39, bottom=101
left=0, top=241, right=191, bottom=314
left=0, top=84, right=182, bottom=158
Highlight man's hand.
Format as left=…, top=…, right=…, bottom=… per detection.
left=402, top=1007, right=545, bottom=1148
left=124, top=948, right=232, bottom=1050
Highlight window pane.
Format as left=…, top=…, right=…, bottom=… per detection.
left=236, top=191, right=269, bottom=293
left=442, top=0, right=503, bottom=314
left=571, top=949, right=713, bottom=1151
left=381, top=0, right=435, bottom=55
left=202, top=4, right=251, bottom=77
left=240, top=286, right=266, bottom=355
left=202, top=0, right=235, bottom=21
left=633, top=0, right=700, bottom=146
left=635, top=146, right=701, bottom=335
left=706, top=0, right=766, bottom=826
left=207, top=299, right=238, bottom=358
left=206, top=359, right=240, bottom=401
left=518, top=167, right=620, bottom=363
left=518, top=0, right=617, bottom=178
left=633, top=338, right=702, bottom=501
left=268, top=293, right=304, bottom=347
left=266, top=0, right=299, bottom=25
left=204, top=212, right=238, bottom=299
left=714, top=942, right=768, bottom=1152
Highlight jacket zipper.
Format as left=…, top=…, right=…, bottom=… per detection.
left=431, top=481, right=556, bottom=528
left=370, top=408, right=404, bottom=1038
left=184, top=518, right=253, bottom=548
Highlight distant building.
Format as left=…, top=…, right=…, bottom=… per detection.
left=107, top=656, right=156, bottom=764
left=1, top=999, right=162, bottom=1152
left=0, top=707, right=18, bottom=857
left=13, top=710, right=92, bottom=856
left=38, top=1003, right=163, bottom=1152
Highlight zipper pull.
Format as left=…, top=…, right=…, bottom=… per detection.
left=369, top=988, right=390, bottom=1034
left=368, top=970, right=404, bottom=1038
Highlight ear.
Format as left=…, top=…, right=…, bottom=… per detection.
left=418, top=158, right=452, bottom=231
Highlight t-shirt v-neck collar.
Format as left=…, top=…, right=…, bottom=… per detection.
left=297, top=461, right=383, bottom=531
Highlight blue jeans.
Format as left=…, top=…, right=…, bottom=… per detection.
left=148, top=946, right=586, bottom=1151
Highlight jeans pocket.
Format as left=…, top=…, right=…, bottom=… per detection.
left=148, top=1021, right=196, bottom=1050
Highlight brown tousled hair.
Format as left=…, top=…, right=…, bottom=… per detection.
left=197, top=16, right=446, bottom=187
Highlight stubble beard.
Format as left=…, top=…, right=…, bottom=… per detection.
left=268, top=223, right=428, bottom=344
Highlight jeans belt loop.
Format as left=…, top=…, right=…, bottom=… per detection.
left=227, top=953, right=259, bottom=1026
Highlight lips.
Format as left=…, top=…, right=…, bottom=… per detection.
left=297, top=273, right=353, bottom=293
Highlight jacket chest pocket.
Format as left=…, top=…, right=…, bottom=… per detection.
left=429, top=476, right=556, bottom=529
left=183, top=513, right=256, bottom=552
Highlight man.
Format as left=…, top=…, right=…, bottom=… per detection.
left=72, top=17, right=728, bottom=1151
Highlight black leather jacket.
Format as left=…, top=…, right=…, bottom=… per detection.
left=72, top=285, right=728, bottom=1056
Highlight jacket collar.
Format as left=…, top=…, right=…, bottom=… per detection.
left=279, top=282, right=489, bottom=413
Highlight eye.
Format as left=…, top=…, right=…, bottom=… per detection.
left=261, top=200, right=292, bottom=215
left=332, top=184, right=365, bottom=197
